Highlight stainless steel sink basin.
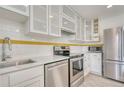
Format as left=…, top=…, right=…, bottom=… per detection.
left=17, top=59, right=35, bottom=65
left=0, top=59, right=35, bottom=69
left=0, top=62, right=16, bottom=69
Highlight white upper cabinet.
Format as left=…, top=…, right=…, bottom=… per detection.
left=62, top=17, right=75, bottom=33
left=84, top=19, right=92, bottom=41
left=48, top=5, right=61, bottom=37
left=0, top=5, right=29, bottom=22
left=29, top=5, right=61, bottom=37
left=29, top=5, right=48, bottom=35
left=92, top=18, right=100, bottom=41
left=61, top=6, right=76, bottom=33
left=75, top=15, right=82, bottom=40
left=0, top=5, right=29, bottom=16
left=81, top=18, right=85, bottom=40
left=62, top=6, right=76, bottom=21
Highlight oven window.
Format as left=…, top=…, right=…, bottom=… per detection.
left=72, top=59, right=83, bottom=76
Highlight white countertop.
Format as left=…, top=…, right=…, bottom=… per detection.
left=0, top=55, right=69, bottom=75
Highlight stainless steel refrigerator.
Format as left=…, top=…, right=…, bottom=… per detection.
left=103, top=26, right=124, bottom=82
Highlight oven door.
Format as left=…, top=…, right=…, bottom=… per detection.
left=70, top=57, right=83, bottom=83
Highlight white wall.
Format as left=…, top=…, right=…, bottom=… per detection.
left=100, top=13, right=124, bottom=42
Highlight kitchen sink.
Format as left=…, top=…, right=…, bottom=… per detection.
left=0, top=62, right=16, bottom=68
left=17, top=59, right=35, bottom=65
left=0, top=59, right=35, bottom=69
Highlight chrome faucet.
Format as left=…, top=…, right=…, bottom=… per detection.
left=2, top=37, right=12, bottom=61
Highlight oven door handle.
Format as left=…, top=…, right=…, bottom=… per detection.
left=70, top=57, right=83, bottom=61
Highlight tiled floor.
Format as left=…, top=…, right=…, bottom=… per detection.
left=80, top=74, right=124, bottom=87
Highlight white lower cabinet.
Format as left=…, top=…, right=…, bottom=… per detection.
left=27, top=76, right=44, bottom=87
left=0, top=65, right=44, bottom=87
left=84, top=53, right=91, bottom=76
left=0, top=74, right=9, bottom=87
left=84, top=53, right=102, bottom=76
left=15, top=76, right=44, bottom=87
left=90, top=53, right=102, bottom=75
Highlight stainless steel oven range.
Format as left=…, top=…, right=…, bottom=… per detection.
left=69, top=54, right=84, bottom=87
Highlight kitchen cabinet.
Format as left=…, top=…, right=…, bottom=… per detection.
left=62, top=6, right=76, bottom=21
left=29, top=5, right=61, bottom=37
left=0, top=5, right=29, bottom=16
left=0, top=74, right=9, bottom=87
left=84, top=53, right=102, bottom=76
left=29, top=5, right=49, bottom=35
left=48, top=5, right=61, bottom=37
left=0, top=65, right=44, bottom=87
left=75, top=15, right=82, bottom=40
left=9, top=66, right=44, bottom=86
left=83, top=18, right=100, bottom=42
left=61, top=6, right=76, bottom=33
left=15, top=76, right=44, bottom=87
left=90, top=53, right=102, bottom=75
left=81, top=18, right=85, bottom=40
left=84, top=53, right=91, bottom=76
left=0, top=5, right=29, bottom=22
left=84, top=19, right=92, bottom=41
left=92, top=18, right=100, bottom=41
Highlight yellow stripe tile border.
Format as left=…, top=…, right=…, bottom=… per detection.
left=0, top=39, right=103, bottom=47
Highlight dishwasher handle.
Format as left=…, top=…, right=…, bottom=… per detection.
left=46, top=60, right=68, bottom=70
left=47, top=63, right=68, bottom=71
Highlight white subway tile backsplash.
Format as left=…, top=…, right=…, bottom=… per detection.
left=0, top=18, right=54, bottom=60
left=0, top=16, right=87, bottom=61
left=0, top=44, right=53, bottom=61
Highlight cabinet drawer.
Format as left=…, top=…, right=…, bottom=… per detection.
left=10, top=66, right=44, bottom=86
left=28, top=76, right=44, bottom=87
left=14, top=75, right=44, bottom=87
left=0, top=74, right=9, bottom=87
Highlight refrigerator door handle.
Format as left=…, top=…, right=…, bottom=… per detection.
left=118, top=29, right=122, bottom=60
left=121, top=27, right=124, bottom=61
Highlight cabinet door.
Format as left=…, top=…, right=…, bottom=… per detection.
left=92, top=18, right=100, bottom=41
left=30, top=5, right=48, bottom=34
left=0, top=5, right=29, bottom=16
left=81, top=18, right=85, bottom=40
left=84, top=53, right=91, bottom=76
left=28, top=80, right=42, bottom=87
left=49, top=5, right=61, bottom=37
left=15, top=76, right=44, bottom=87
left=84, top=19, right=92, bottom=41
left=62, top=17, right=75, bottom=33
left=62, top=6, right=75, bottom=21
left=10, top=66, right=44, bottom=86
left=0, top=74, right=9, bottom=87
left=90, top=53, right=102, bottom=75
left=28, top=76, right=44, bottom=87
left=75, top=15, right=81, bottom=40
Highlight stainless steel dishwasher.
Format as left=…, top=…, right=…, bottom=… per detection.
left=44, top=59, right=69, bottom=87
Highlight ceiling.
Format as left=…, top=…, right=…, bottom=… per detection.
left=71, top=5, right=124, bottom=18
